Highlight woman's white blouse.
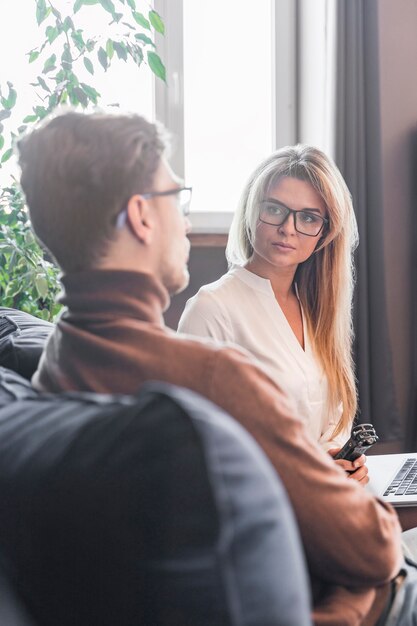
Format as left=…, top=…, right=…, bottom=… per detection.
left=178, top=266, right=348, bottom=450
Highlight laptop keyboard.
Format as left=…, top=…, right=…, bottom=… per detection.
left=384, top=458, right=417, bottom=496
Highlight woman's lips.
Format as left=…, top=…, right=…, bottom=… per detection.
left=272, top=242, right=296, bottom=251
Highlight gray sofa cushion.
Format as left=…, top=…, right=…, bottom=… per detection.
left=0, top=308, right=52, bottom=380
left=0, top=368, right=311, bottom=625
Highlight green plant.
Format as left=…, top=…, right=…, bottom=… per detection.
left=0, top=0, right=165, bottom=321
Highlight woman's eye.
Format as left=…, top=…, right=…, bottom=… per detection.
left=266, top=203, right=285, bottom=215
left=299, top=212, right=319, bottom=224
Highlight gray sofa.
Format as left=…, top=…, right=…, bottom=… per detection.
left=0, top=308, right=311, bottom=625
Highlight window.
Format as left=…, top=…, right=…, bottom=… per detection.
left=156, top=0, right=335, bottom=233
left=1, top=0, right=335, bottom=232
left=183, top=1, right=274, bottom=219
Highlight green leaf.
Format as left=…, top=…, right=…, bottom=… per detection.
left=34, top=275, right=48, bottom=299
left=55, top=69, right=65, bottom=83
left=71, top=29, right=85, bottom=51
left=68, top=71, right=80, bottom=87
left=147, top=51, right=166, bottom=81
left=132, top=11, right=150, bottom=29
left=134, top=33, right=155, bottom=47
left=37, top=76, right=51, bottom=93
left=46, top=25, right=59, bottom=44
left=74, top=0, right=99, bottom=12
left=0, top=109, right=11, bottom=122
left=51, top=7, right=62, bottom=20
left=97, top=47, right=108, bottom=70
left=23, top=115, right=38, bottom=123
left=0, top=243, right=15, bottom=254
left=83, top=57, right=94, bottom=75
left=61, top=45, right=73, bottom=70
left=34, top=106, right=48, bottom=119
left=99, top=0, right=116, bottom=15
left=1, top=84, right=17, bottom=110
left=129, top=44, right=143, bottom=66
left=36, top=0, right=48, bottom=25
left=63, top=16, right=75, bottom=32
left=126, top=0, right=136, bottom=8
left=113, top=41, right=128, bottom=61
left=0, top=148, right=13, bottom=164
left=148, top=10, right=164, bottom=34
left=106, top=38, right=114, bottom=59
left=5, top=280, right=21, bottom=299
left=24, top=230, right=36, bottom=246
left=8, top=250, right=17, bottom=271
left=39, top=309, right=50, bottom=321
left=80, top=83, right=100, bottom=102
left=72, top=86, right=88, bottom=107
left=47, top=93, right=58, bottom=109
left=52, top=303, right=62, bottom=318
left=42, top=53, right=57, bottom=73
left=0, top=136, right=4, bottom=151
left=28, top=50, right=40, bottom=63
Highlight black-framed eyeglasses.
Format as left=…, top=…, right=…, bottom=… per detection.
left=258, top=199, right=328, bottom=237
left=142, top=186, right=192, bottom=216
left=115, top=186, right=192, bottom=229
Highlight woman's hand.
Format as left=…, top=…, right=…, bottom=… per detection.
left=328, top=448, right=369, bottom=485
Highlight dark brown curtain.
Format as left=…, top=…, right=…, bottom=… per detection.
left=406, top=132, right=417, bottom=446
left=334, top=0, right=401, bottom=441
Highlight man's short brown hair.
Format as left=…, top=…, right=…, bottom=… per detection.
left=17, top=110, right=168, bottom=272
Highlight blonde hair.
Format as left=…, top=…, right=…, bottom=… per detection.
left=226, top=144, right=359, bottom=436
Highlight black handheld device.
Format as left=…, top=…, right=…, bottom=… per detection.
left=333, top=423, right=378, bottom=462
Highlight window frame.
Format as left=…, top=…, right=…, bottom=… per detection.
left=154, top=0, right=299, bottom=234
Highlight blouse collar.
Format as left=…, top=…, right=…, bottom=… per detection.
left=230, top=265, right=277, bottom=297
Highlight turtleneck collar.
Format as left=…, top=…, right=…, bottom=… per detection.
left=59, top=269, right=170, bottom=325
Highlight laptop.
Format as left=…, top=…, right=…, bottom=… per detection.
left=367, top=453, right=417, bottom=507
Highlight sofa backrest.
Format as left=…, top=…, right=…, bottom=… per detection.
left=0, top=367, right=311, bottom=626
left=0, top=308, right=52, bottom=380
left=0, top=556, right=35, bottom=626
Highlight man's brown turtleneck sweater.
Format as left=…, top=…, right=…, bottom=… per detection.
left=33, top=270, right=402, bottom=626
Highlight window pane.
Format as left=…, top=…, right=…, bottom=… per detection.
left=183, top=0, right=274, bottom=213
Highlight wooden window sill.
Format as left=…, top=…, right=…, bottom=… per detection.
left=188, top=233, right=228, bottom=248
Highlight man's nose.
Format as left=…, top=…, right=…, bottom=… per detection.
left=184, top=216, right=192, bottom=234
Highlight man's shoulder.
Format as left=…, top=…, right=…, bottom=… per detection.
left=168, top=326, right=287, bottom=404
left=168, top=323, right=252, bottom=365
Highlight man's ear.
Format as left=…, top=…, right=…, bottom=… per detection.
left=125, top=194, right=154, bottom=245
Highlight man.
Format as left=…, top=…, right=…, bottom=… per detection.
left=17, top=110, right=407, bottom=624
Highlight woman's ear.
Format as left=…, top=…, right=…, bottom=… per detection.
left=125, top=194, right=153, bottom=245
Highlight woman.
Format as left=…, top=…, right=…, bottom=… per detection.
left=179, top=145, right=367, bottom=481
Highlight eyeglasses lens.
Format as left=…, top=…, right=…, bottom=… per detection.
left=259, top=203, right=324, bottom=236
